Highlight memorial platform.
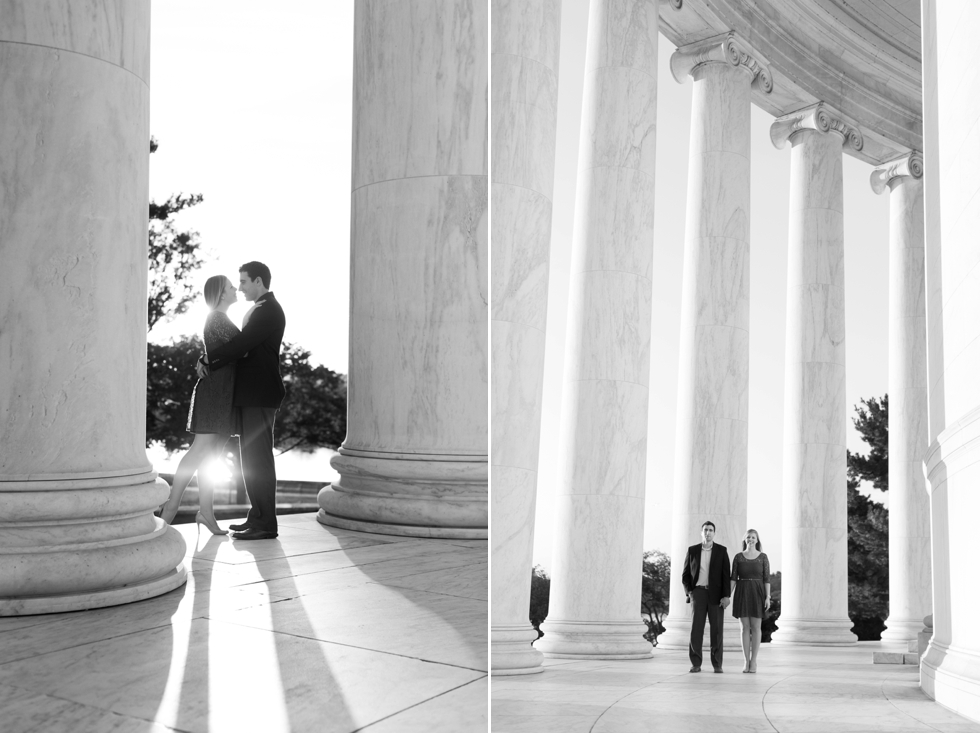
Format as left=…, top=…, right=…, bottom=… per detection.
left=0, top=513, right=487, bottom=732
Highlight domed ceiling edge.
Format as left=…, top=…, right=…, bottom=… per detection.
left=660, top=0, right=922, bottom=164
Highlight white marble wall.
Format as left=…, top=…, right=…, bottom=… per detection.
left=872, top=163, right=932, bottom=643
left=920, top=0, right=980, bottom=721
left=318, top=0, right=488, bottom=539
left=0, top=1, right=187, bottom=613
left=662, top=47, right=753, bottom=651
left=536, top=0, right=658, bottom=660
left=771, top=116, right=856, bottom=645
left=490, top=0, right=561, bottom=676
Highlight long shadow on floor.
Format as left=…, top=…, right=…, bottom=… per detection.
left=233, top=540, right=358, bottom=732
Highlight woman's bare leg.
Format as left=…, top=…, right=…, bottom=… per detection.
left=197, top=436, right=231, bottom=523
left=750, top=617, right=763, bottom=669
left=160, top=433, right=225, bottom=524
left=739, top=617, right=751, bottom=669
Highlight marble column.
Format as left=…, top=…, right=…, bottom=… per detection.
left=869, top=153, right=932, bottom=643
left=535, top=0, right=658, bottom=660
left=317, top=0, right=488, bottom=539
left=660, top=32, right=771, bottom=651
left=490, top=0, right=561, bottom=676
left=769, top=104, right=859, bottom=645
left=0, top=2, right=187, bottom=614
left=920, top=0, right=980, bottom=721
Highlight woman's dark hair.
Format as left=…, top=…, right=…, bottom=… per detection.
left=203, top=275, right=230, bottom=310
left=742, top=529, right=762, bottom=551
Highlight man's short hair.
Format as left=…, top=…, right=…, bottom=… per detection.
left=701, top=520, right=716, bottom=531
left=240, top=261, right=272, bottom=289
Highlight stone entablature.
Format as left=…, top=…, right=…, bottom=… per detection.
left=669, top=31, right=773, bottom=93
left=770, top=102, right=864, bottom=152
left=660, top=0, right=921, bottom=165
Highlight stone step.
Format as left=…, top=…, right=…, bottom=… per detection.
left=872, top=651, right=905, bottom=664
left=871, top=650, right=920, bottom=665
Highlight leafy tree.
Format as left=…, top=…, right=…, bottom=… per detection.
left=145, top=336, right=347, bottom=456
left=762, top=570, right=781, bottom=642
left=276, top=343, right=348, bottom=454
left=847, top=395, right=890, bottom=640
left=849, top=395, right=888, bottom=491
left=529, top=566, right=550, bottom=639
left=641, top=550, right=670, bottom=645
left=147, top=137, right=205, bottom=332
left=146, top=336, right=203, bottom=452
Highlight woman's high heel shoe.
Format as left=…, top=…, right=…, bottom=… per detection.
left=196, top=511, right=229, bottom=536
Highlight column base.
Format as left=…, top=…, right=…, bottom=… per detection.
left=881, top=616, right=928, bottom=643
left=0, top=473, right=189, bottom=616
left=316, top=504, right=487, bottom=539
left=770, top=617, right=857, bottom=645
left=318, top=450, right=487, bottom=539
left=492, top=625, right=544, bottom=675
left=921, top=640, right=980, bottom=724
left=0, top=563, right=187, bottom=616
left=536, top=620, right=652, bottom=659
left=655, top=615, right=745, bottom=652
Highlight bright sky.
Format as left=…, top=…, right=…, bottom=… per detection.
left=147, top=1, right=353, bottom=376
left=146, top=2, right=353, bottom=480
left=532, top=6, right=890, bottom=573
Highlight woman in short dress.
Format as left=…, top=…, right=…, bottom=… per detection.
left=159, top=275, right=244, bottom=535
left=730, top=529, right=771, bottom=673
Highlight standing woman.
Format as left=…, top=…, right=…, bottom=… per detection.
left=730, top=529, right=771, bottom=672
left=159, top=275, right=244, bottom=535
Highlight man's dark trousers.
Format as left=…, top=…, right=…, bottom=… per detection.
left=240, top=406, right=278, bottom=534
left=689, top=587, right=724, bottom=670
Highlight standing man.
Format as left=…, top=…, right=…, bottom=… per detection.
left=681, top=521, right=731, bottom=672
left=200, top=261, right=286, bottom=540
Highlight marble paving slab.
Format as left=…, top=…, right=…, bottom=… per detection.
left=208, top=581, right=487, bottom=670
left=0, top=513, right=487, bottom=732
left=491, top=645, right=980, bottom=733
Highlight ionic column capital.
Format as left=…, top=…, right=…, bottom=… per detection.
left=770, top=102, right=864, bottom=152
left=870, top=151, right=924, bottom=194
left=670, top=32, right=773, bottom=93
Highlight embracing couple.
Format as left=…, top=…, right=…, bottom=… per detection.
left=682, top=521, right=772, bottom=674
left=158, top=261, right=286, bottom=541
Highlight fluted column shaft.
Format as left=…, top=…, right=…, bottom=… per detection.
left=536, top=0, right=658, bottom=660
left=490, top=0, right=561, bottom=676
left=662, top=33, right=767, bottom=650
left=871, top=157, right=931, bottom=642
left=317, top=0, right=488, bottom=539
left=0, top=2, right=187, bottom=613
left=772, top=106, right=857, bottom=645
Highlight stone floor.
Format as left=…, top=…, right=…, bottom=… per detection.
left=492, top=643, right=980, bottom=732
left=0, top=513, right=488, bottom=732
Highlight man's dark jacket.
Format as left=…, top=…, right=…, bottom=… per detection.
left=681, top=542, right=732, bottom=605
left=207, top=292, right=286, bottom=409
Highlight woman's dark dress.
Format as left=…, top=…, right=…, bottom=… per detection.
left=186, top=311, right=241, bottom=436
left=731, top=551, right=770, bottom=619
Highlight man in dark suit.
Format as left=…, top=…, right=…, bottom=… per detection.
left=199, top=261, right=286, bottom=540
left=681, top=520, right=731, bottom=672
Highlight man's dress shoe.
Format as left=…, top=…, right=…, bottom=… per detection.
left=229, top=521, right=252, bottom=531
left=689, top=666, right=701, bottom=673
left=231, top=528, right=278, bottom=541
left=713, top=667, right=724, bottom=673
